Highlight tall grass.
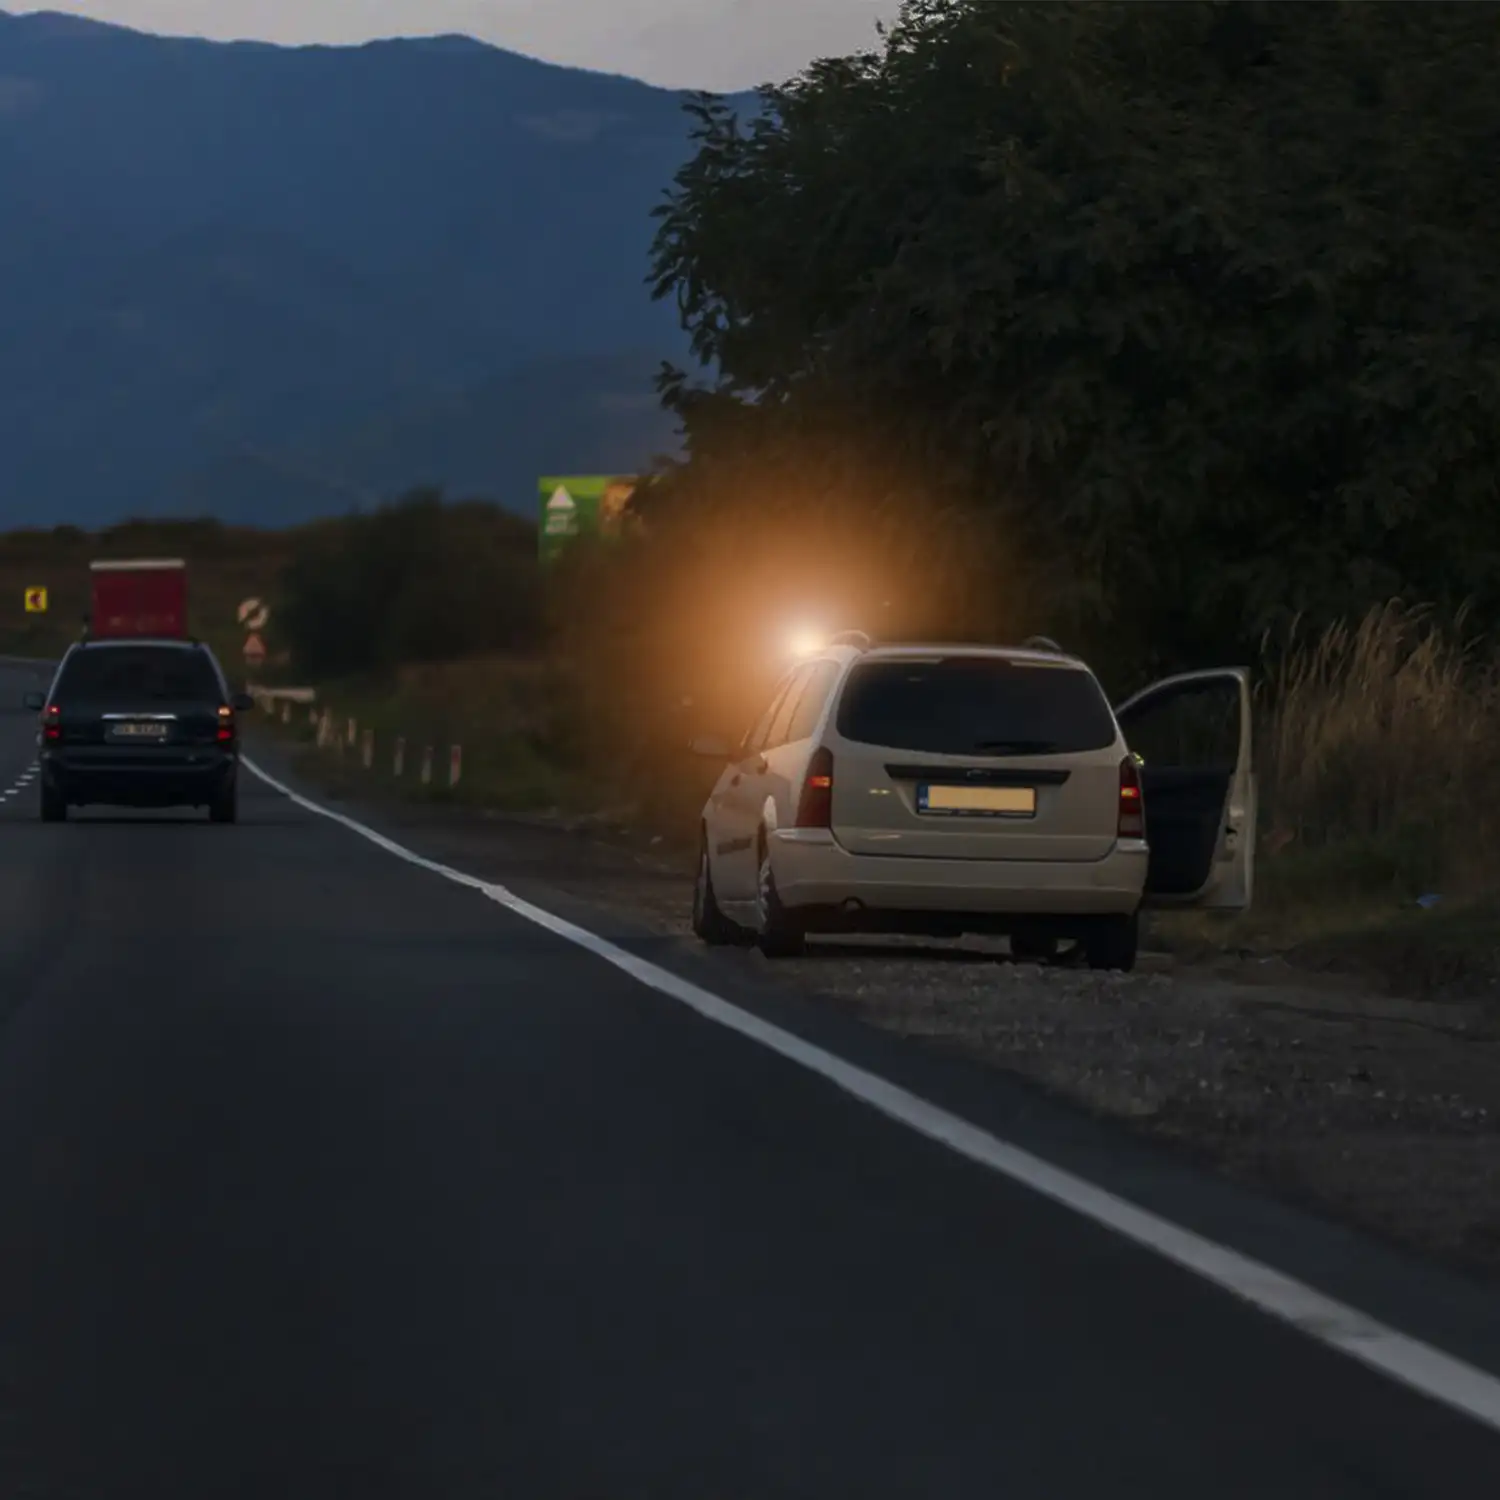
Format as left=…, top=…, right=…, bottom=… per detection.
left=1259, top=603, right=1500, bottom=898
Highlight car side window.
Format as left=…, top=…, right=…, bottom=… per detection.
left=1120, top=679, right=1241, bottom=769
left=741, top=677, right=795, bottom=757
left=785, top=661, right=839, bottom=744
left=762, top=666, right=813, bottom=752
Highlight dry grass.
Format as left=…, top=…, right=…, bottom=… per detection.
left=1259, top=602, right=1500, bottom=892
left=1157, top=603, right=1500, bottom=987
left=266, top=654, right=659, bottom=819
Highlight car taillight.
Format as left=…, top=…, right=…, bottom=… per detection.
left=1118, top=754, right=1144, bottom=838
left=43, top=704, right=60, bottom=741
left=795, top=747, right=834, bottom=828
left=216, top=706, right=234, bottom=743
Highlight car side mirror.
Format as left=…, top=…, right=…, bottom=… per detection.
left=689, top=734, right=731, bottom=759
left=22, top=691, right=44, bottom=711
left=232, top=692, right=255, bottom=712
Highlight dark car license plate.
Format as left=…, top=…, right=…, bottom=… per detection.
left=108, top=721, right=170, bottom=741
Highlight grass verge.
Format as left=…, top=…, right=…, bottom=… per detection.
left=255, top=654, right=716, bottom=848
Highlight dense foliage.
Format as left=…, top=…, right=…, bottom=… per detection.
left=643, top=0, right=1500, bottom=682
left=277, top=492, right=541, bottom=677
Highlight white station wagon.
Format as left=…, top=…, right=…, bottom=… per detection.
left=690, top=634, right=1254, bottom=971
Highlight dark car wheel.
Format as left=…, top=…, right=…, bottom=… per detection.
left=1083, top=912, right=1139, bottom=972
left=691, top=832, right=738, bottom=946
left=39, top=783, right=66, bottom=823
left=208, top=779, right=238, bottom=824
left=1009, top=927, right=1059, bottom=965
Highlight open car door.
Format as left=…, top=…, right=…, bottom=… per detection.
left=1114, top=668, right=1255, bottom=910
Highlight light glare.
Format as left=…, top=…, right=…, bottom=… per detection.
left=786, top=626, right=827, bottom=659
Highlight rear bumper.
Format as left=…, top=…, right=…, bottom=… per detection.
left=769, top=827, right=1147, bottom=923
left=41, top=747, right=236, bottom=806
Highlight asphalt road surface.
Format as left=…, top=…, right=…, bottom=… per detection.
left=1, top=659, right=1499, bottom=1497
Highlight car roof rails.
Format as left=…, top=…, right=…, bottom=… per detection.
left=829, top=629, right=873, bottom=650
left=1022, top=634, right=1064, bottom=653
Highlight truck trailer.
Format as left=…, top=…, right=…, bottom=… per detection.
left=87, top=558, right=187, bottom=639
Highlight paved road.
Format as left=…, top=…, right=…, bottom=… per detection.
left=0, top=660, right=1498, bottom=1497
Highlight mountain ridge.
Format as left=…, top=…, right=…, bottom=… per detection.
left=0, top=10, right=744, bottom=525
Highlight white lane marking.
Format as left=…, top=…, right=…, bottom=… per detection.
left=243, top=754, right=1500, bottom=1434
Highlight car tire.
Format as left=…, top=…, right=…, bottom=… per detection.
left=209, top=779, right=238, bottom=824
left=1009, top=928, right=1059, bottom=965
left=755, top=837, right=805, bottom=958
left=39, top=783, right=66, bottom=823
left=692, top=832, right=738, bottom=946
left=1083, top=912, right=1139, bottom=972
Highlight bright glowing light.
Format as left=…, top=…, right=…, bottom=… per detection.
left=785, top=626, right=828, bottom=659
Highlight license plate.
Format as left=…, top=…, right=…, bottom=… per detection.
left=109, top=721, right=169, bottom=740
left=918, top=783, right=1035, bottom=817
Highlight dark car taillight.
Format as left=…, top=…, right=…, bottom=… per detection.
left=216, top=705, right=234, bottom=743
left=1118, top=754, right=1144, bottom=838
left=42, top=704, right=60, bottom=741
left=795, top=747, right=834, bottom=828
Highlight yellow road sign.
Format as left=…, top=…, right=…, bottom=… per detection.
left=23, top=586, right=47, bottom=613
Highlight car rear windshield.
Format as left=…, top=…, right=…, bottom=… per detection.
left=835, top=657, right=1117, bottom=755
left=56, top=646, right=220, bottom=702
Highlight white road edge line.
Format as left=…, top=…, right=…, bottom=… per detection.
left=244, top=753, right=1500, bottom=1434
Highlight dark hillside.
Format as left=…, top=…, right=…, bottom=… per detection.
left=0, top=10, right=732, bottom=523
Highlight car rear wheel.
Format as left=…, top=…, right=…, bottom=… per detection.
left=1083, top=912, right=1139, bottom=972
left=755, top=838, right=805, bottom=958
left=39, top=783, right=66, bottom=823
left=692, top=832, right=738, bottom=946
left=1009, top=927, right=1059, bottom=965
left=208, top=779, right=237, bottom=824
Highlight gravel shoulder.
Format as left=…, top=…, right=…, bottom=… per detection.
left=267, top=741, right=1500, bottom=1281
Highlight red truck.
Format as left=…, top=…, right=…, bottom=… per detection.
left=88, top=558, right=188, bottom=639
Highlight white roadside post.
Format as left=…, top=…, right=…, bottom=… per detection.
left=281, top=700, right=291, bottom=723
left=361, top=728, right=374, bottom=769
left=449, top=744, right=462, bottom=788
left=346, top=717, right=357, bottom=749
left=420, top=745, right=433, bottom=786
left=393, top=737, right=406, bottom=777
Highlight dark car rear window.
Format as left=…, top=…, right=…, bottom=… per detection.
left=836, top=657, right=1117, bottom=755
left=56, top=646, right=221, bottom=702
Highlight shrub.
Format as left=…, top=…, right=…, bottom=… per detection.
left=277, top=491, right=541, bottom=677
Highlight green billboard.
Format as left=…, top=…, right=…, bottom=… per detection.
left=538, top=474, right=640, bottom=564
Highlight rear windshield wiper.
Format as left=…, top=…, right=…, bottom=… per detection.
left=973, top=739, right=1059, bottom=754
